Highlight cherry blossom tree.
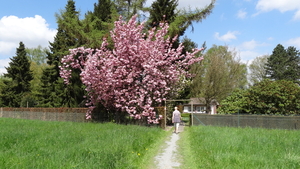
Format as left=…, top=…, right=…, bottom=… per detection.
left=60, top=15, right=203, bottom=123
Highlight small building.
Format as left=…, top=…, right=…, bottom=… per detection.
left=183, top=98, right=219, bottom=114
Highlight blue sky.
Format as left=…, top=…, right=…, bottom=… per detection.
left=1, top=0, right=300, bottom=75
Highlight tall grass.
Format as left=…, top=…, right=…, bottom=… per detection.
left=179, top=126, right=300, bottom=169
left=0, top=118, right=167, bottom=169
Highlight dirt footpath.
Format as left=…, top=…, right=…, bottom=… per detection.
left=153, top=125, right=185, bottom=169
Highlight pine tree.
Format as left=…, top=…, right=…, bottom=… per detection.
left=265, top=44, right=300, bottom=84
left=2, top=42, right=33, bottom=107
left=93, top=0, right=113, bottom=23
left=148, top=0, right=178, bottom=27
left=285, top=46, right=300, bottom=83
left=39, top=0, right=85, bottom=107
left=81, top=0, right=117, bottom=49
left=114, top=0, right=146, bottom=20
left=148, top=0, right=216, bottom=37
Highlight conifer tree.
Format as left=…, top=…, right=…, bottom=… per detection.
left=148, top=0, right=216, bottom=38
left=285, top=46, right=300, bottom=83
left=265, top=44, right=300, bottom=84
left=148, top=0, right=178, bottom=28
left=1, top=42, right=33, bottom=107
left=114, top=0, right=146, bottom=20
left=39, top=0, right=85, bottom=107
left=82, top=0, right=117, bottom=49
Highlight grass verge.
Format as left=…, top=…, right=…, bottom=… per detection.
left=0, top=118, right=168, bottom=169
left=179, top=125, right=300, bottom=169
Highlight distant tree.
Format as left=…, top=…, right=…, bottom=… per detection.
left=25, top=46, right=50, bottom=106
left=190, top=45, right=247, bottom=113
left=114, top=0, right=147, bottom=20
left=60, top=15, right=203, bottom=122
left=1, top=42, right=33, bottom=107
left=265, top=44, right=300, bottom=84
left=26, top=45, right=49, bottom=65
left=248, top=54, right=269, bottom=85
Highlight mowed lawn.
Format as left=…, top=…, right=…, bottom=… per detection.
left=179, top=125, right=300, bottom=169
left=0, top=118, right=167, bottom=169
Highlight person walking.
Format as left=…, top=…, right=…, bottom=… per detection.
left=172, top=106, right=181, bottom=134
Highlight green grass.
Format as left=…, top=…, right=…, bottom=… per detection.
left=0, top=118, right=167, bottom=169
left=179, top=126, right=300, bottom=169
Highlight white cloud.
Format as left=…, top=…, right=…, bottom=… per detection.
left=0, top=15, right=56, bottom=57
left=240, top=40, right=268, bottom=50
left=214, top=31, right=239, bottom=42
left=0, top=15, right=56, bottom=74
left=177, top=0, right=212, bottom=9
left=256, top=0, right=300, bottom=20
left=145, top=0, right=212, bottom=10
left=237, top=9, right=247, bottom=19
left=294, top=10, right=300, bottom=20
left=0, top=58, right=10, bottom=75
left=285, top=37, right=300, bottom=48
left=239, top=50, right=264, bottom=64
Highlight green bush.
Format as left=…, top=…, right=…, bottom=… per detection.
left=218, top=79, right=300, bottom=115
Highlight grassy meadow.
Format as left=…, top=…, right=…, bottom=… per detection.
left=0, top=118, right=167, bottom=169
left=179, top=125, right=300, bottom=169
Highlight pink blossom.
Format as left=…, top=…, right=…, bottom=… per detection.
left=60, top=15, right=203, bottom=123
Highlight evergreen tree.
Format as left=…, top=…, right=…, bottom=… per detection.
left=82, top=0, right=117, bottom=49
left=265, top=44, right=300, bottom=84
left=148, top=0, right=216, bottom=37
left=39, top=0, right=85, bottom=107
left=2, top=42, right=33, bottom=107
left=148, top=0, right=215, bottom=51
left=148, top=0, right=178, bottom=27
left=285, top=46, right=300, bottom=83
left=114, top=0, right=146, bottom=20
left=93, top=0, right=113, bottom=23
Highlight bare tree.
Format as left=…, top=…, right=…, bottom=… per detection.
left=248, top=54, right=269, bottom=86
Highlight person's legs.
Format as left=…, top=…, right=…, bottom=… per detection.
left=175, top=122, right=179, bottom=133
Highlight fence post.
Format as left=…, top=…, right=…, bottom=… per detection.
left=238, top=109, right=240, bottom=127
left=191, top=103, right=193, bottom=126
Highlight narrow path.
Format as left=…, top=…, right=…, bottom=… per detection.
left=153, top=125, right=185, bottom=169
